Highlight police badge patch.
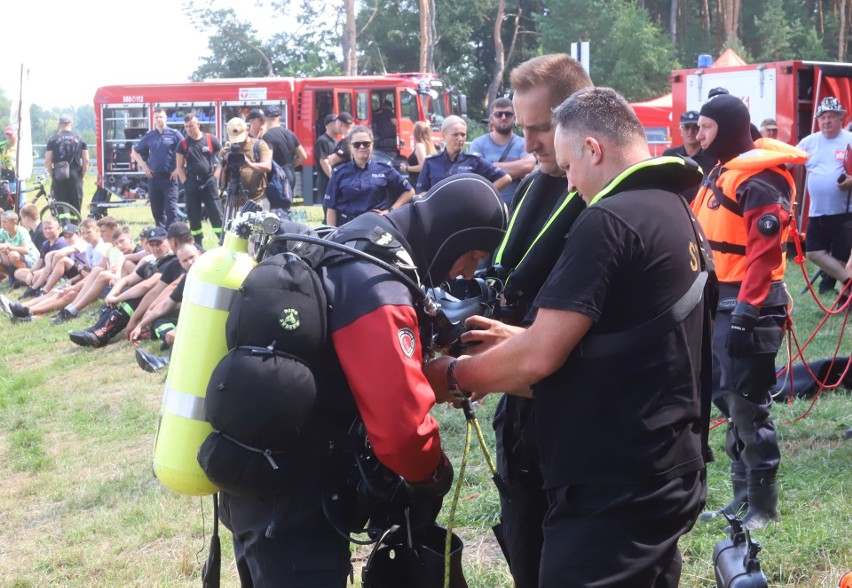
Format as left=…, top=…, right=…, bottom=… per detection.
left=398, top=328, right=416, bottom=358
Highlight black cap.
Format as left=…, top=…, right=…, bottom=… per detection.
left=337, top=112, right=353, bottom=124
left=62, top=223, right=78, bottom=235
left=324, top=114, right=338, bottom=126
left=708, top=87, right=730, bottom=98
left=680, top=111, right=700, bottom=125
left=167, top=222, right=192, bottom=240
left=145, top=226, right=168, bottom=241
left=247, top=109, right=265, bottom=121
left=265, top=105, right=281, bottom=118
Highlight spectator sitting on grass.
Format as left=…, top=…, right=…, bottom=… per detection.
left=21, top=222, right=90, bottom=297
left=130, top=241, right=202, bottom=372
left=50, top=225, right=139, bottom=325
left=13, top=217, right=65, bottom=292
left=0, top=221, right=133, bottom=322
left=68, top=225, right=188, bottom=348
left=19, top=204, right=45, bottom=252
left=0, top=210, right=39, bottom=286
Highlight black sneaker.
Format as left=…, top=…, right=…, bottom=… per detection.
left=20, top=287, right=42, bottom=300
left=69, top=331, right=103, bottom=347
left=2, top=296, right=31, bottom=319
left=51, top=308, right=78, bottom=326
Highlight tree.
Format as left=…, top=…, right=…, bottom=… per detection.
left=342, top=0, right=358, bottom=75
left=538, top=0, right=679, bottom=101
left=420, top=0, right=437, bottom=72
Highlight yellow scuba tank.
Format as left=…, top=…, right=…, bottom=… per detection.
left=152, top=231, right=257, bottom=495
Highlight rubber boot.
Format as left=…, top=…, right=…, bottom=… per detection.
left=700, top=461, right=748, bottom=521
left=742, top=473, right=779, bottom=531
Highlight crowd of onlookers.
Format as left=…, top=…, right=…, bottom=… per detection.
left=0, top=207, right=200, bottom=373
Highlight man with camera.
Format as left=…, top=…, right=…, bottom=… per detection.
left=794, top=97, right=852, bottom=292
left=221, top=117, right=272, bottom=208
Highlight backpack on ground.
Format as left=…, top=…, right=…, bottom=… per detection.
left=253, top=140, right=292, bottom=210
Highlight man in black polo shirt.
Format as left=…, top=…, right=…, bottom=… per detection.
left=426, top=88, right=710, bottom=587
left=176, top=113, right=224, bottom=246
left=262, top=105, right=306, bottom=193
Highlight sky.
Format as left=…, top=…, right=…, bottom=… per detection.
left=3, top=0, right=284, bottom=110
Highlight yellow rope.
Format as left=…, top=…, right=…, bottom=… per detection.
left=443, top=401, right=500, bottom=587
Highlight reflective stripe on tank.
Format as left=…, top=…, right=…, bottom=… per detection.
left=183, top=279, right=237, bottom=311
left=162, top=383, right=208, bottom=422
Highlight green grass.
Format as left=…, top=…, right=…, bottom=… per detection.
left=0, top=189, right=850, bottom=586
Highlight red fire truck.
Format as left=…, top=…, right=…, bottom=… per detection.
left=670, top=59, right=852, bottom=228
left=92, top=73, right=465, bottom=207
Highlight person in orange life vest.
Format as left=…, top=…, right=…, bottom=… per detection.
left=692, top=94, right=808, bottom=531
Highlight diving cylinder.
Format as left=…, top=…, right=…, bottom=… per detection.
left=152, top=232, right=256, bottom=495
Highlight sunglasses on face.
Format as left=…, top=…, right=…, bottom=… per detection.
left=493, top=111, right=514, bottom=119
left=352, top=141, right=373, bottom=149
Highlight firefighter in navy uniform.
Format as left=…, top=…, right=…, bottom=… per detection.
left=218, top=174, right=507, bottom=587
left=692, top=94, right=808, bottom=531
left=459, top=53, right=592, bottom=588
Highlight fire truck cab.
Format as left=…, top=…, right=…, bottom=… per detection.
left=93, top=73, right=464, bottom=206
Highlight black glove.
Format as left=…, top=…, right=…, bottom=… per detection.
left=726, top=305, right=759, bottom=358
left=403, top=453, right=454, bottom=531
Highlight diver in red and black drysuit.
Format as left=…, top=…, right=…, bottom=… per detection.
left=218, top=173, right=507, bottom=587
left=692, top=94, right=808, bottom=531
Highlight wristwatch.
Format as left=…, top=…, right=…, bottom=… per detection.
left=447, top=359, right=463, bottom=393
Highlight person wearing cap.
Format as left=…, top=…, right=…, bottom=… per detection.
left=176, top=113, right=224, bottom=246
left=794, top=96, right=852, bottom=292
left=44, top=114, right=89, bottom=222
left=760, top=118, right=779, bottom=140
left=131, top=108, right=185, bottom=229
left=323, top=125, right=414, bottom=226
left=315, top=113, right=339, bottom=208
left=67, top=225, right=182, bottom=348
left=217, top=173, right=507, bottom=587
left=416, top=115, right=511, bottom=194
left=425, top=88, right=709, bottom=587
left=693, top=93, right=809, bottom=532
left=327, top=111, right=356, bottom=169
left=246, top=109, right=266, bottom=140
left=663, top=110, right=718, bottom=203
left=221, top=117, right=272, bottom=208
left=23, top=222, right=87, bottom=296
left=262, top=105, right=306, bottom=192
left=0, top=125, right=16, bottom=179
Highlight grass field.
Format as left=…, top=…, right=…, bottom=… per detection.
left=0, top=177, right=850, bottom=586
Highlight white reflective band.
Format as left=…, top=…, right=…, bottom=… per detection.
left=162, top=383, right=208, bottom=422
left=184, top=279, right=237, bottom=311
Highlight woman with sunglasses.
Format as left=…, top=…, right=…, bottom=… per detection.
left=324, top=126, right=415, bottom=227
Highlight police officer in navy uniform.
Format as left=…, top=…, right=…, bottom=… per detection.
left=323, top=126, right=414, bottom=227
left=663, top=110, right=718, bottom=203
left=131, top=107, right=184, bottom=228
left=218, top=174, right=508, bottom=587
left=416, top=115, right=512, bottom=194
left=426, top=88, right=710, bottom=587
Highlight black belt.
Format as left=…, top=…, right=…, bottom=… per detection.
left=187, top=174, right=213, bottom=182
left=152, top=171, right=174, bottom=178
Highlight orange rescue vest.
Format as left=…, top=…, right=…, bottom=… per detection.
left=692, top=140, right=808, bottom=284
